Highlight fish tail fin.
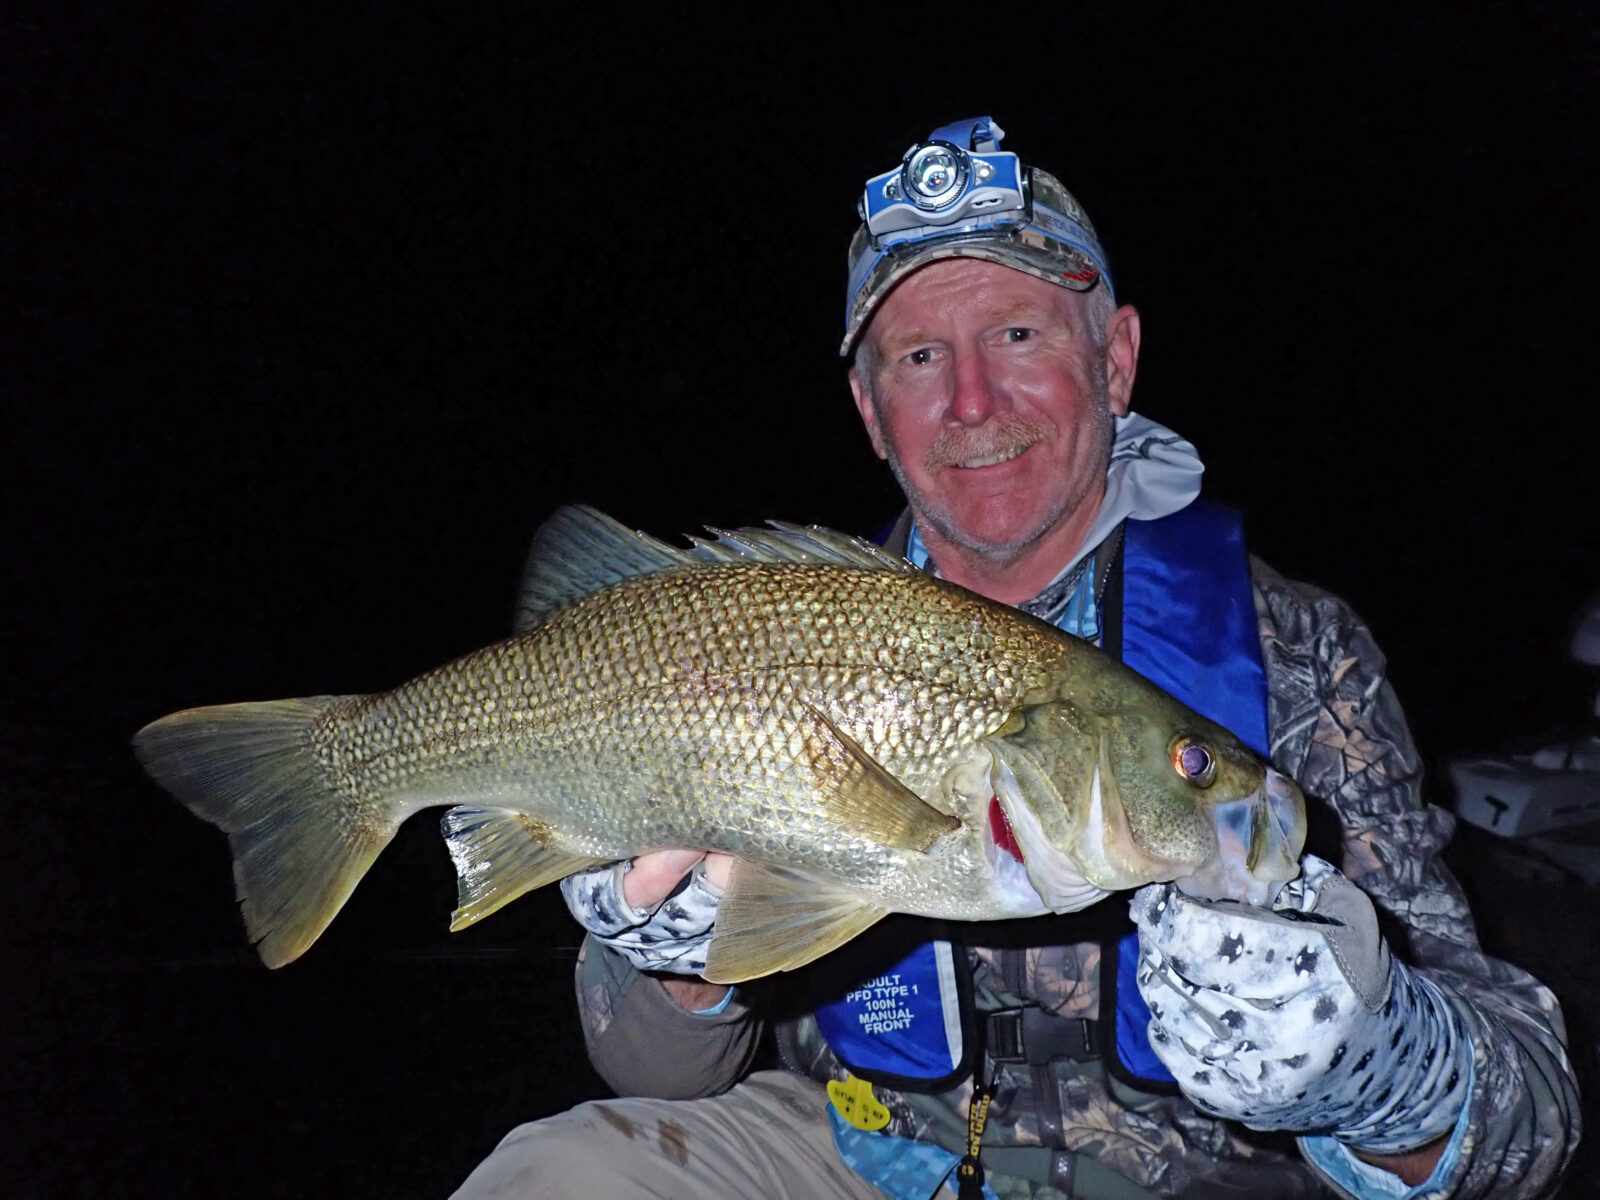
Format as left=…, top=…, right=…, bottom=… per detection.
left=133, top=696, right=393, bottom=968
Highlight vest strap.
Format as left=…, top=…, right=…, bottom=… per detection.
left=1121, top=502, right=1270, bottom=755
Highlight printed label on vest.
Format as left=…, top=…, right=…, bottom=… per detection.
left=845, top=973, right=920, bottom=1035
left=814, top=939, right=972, bottom=1090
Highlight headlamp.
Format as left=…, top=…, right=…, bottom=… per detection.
left=842, top=116, right=1114, bottom=357
left=859, top=118, right=1027, bottom=246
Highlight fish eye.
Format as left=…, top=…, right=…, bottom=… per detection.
left=1170, top=736, right=1216, bottom=787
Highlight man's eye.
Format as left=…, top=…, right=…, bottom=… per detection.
left=1006, top=328, right=1034, bottom=343
left=906, top=349, right=934, bottom=366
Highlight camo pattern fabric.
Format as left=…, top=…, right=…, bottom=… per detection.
left=1249, top=558, right=1580, bottom=1198
left=573, top=557, right=1581, bottom=1199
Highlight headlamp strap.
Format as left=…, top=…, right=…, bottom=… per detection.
left=928, top=117, right=1005, bottom=154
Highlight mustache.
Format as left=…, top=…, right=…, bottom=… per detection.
left=925, top=414, right=1054, bottom=470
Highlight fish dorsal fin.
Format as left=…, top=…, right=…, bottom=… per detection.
left=799, top=702, right=961, bottom=850
left=764, top=520, right=917, bottom=571
left=515, top=505, right=692, bottom=633
left=683, top=534, right=749, bottom=564
left=515, top=506, right=914, bottom=633
left=689, top=523, right=915, bottom=572
left=702, top=860, right=889, bottom=983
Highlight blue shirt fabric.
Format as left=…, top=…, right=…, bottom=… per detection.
left=830, top=1109, right=1000, bottom=1200
left=1301, top=1061, right=1473, bottom=1200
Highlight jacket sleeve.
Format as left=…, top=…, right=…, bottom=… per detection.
left=573, top=934, right=763, bottom=1100
left=1251, top=556, right=1581, bottom=1199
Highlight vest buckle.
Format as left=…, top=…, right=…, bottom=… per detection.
left=986, top=1007, right=1099, bottom=1065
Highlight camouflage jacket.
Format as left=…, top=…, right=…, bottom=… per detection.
left=573, top=554, right=1581, bottom=1199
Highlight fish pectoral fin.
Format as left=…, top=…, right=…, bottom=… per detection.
left=702, top=860, right=889, bottom=984
left=799, top=702, right=961, bottom=852
left=441, top=806, right=608, bottom=930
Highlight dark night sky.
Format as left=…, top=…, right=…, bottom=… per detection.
left=3, top=5, right=1597, bottom=1197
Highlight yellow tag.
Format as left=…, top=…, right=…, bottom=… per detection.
left=827, top=1073, right=891, bottom=1132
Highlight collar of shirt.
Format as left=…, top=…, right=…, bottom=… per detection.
left=905, top=412, right=1203, bottom=640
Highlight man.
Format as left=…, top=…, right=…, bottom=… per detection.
left=453, top=118, right=1579, bottom=1199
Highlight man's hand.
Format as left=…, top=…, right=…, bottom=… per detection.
left=619, top=849, right=734, bottom=908
left=560, top=849, right=735, bottom=1009
left=1130, top=856, right=1471, bottom=1175
left=619, top=850, right=734, bottom=1012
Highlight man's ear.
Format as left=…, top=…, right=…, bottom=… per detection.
left=1104, top=304, right=1142, bottom=416
left=848, top=368, right=888, bottom=460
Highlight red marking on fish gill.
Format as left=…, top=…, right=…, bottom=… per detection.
left=988, top=796, right=1024, bottom=862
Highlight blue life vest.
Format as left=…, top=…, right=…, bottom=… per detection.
left=816, top=501, right=1269, bottom=1091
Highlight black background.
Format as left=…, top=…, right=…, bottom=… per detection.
left=4, top=5, right=1597, bottom=1197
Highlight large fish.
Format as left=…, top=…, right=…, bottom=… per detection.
left=134, top=506, right=1305, bottom=983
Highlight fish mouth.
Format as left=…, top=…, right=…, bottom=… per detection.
left=1173, top=767, right=1307, bottom=905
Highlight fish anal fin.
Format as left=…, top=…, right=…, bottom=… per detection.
left=702, top=860, right=889, bottom=983
left=441, top=806, right=607, bottom=930
left=799, top=702, right=960, bottom=852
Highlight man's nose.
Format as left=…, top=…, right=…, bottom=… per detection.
left=948, top=350, right=1007, bottom=426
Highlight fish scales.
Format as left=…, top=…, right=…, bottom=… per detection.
left=134, top=506, right=1307, bottom=977
left=329, top=564, right=1060, bottom=872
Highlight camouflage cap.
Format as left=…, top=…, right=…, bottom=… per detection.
left=841, top=164, right=1115, bottom=359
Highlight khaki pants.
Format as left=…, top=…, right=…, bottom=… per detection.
left=450, top=1071, right=893, bottom=1200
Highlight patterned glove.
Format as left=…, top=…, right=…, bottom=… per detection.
left=559, top=858, right=723, bottom=975
left=1130, top=855, right=1472, bottom=1153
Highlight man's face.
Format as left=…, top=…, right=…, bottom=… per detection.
left=850, top=258, right=1137, bottom=565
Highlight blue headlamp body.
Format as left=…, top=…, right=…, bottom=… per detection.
left=860, top=118, right=1027, bottom=250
